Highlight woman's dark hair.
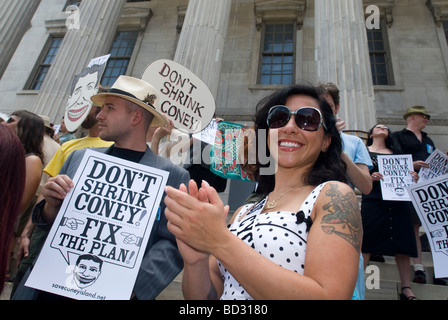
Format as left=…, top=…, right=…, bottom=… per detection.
left=11, top=110, right=45, bottom=162
left=0, top=125, right=26, bottom=293
left=366, top=124, right=403, bottom=154
left=252, top=84, right=348, bottom=194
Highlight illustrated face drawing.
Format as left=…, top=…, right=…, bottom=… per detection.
left=66, top=71, right=99, bottom=124
left=73, top=255, right=103, bottom=289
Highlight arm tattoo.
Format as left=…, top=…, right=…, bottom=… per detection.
left=320, top=184, right=362, bottom=251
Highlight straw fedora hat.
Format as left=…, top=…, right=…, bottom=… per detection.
left=39, top=115, right=55, bottom=132
left=403, top=106, right=431, bottom=120
left=91, top=76, right=166, bottom=127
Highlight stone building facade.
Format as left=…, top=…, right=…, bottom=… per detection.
left=1, top=0, right=447, bottom=205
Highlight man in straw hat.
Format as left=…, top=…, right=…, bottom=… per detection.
left=392, top=105, right=436, bottom=285
left=18, top=76, right=190, bottom=300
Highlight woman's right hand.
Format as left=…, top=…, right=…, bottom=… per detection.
left=164, top=180, right=230, bottom=260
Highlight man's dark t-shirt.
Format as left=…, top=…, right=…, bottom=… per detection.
left=392, top=129, right=435, bottom=164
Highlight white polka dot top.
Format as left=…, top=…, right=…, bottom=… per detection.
left=218, top=182, right=328, bottom=300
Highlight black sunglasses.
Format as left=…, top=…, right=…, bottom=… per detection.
left=267, top=106, right=327, bottom=132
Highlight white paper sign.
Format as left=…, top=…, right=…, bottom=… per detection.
left=87, top=54, right=111, bottom=68
left=192, top=119, right=218, bottom=145
left=377, top=154, right=414, bottom=201
left=142, top=59, right=215, bottom=134
left=419, top=149, right=448, bottom=182
left=26, top=149, right=169, bottom=300
left=408, top=174, right=448, bottom=278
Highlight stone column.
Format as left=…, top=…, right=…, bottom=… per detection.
left=32, top=0, right=126, bottom=118
left=174, top=0, right=232, bottom=98
left=0, top=0, right=41, bottom=79
left=315, top=0, right=376, bottom=131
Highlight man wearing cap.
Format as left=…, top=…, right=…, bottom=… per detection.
left=393, top=106, right=435, bottom=171
left=392, top=106, right=435, bottom=284
left=21, top=76, right=190, bottom=300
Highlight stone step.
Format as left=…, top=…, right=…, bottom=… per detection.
left=157, top=251, right=447, bottom=300
left=4, top=269, right=446, bottom=300
left=365, top=280, right=400, bottom=300
left=0, top=278, right=184, bottom=301
left=367, top=252, right=435, bottom=283
left=156, top=273, right=183, bottom=300
left=159, top=278, right=448, bottom=300
left=364, top=251, right=448, bottom=300
left=0, top=282, right=13, bottom=300
left=365, top=279, right=448, bottom=300
left=4, top=251, right=446, bottom=301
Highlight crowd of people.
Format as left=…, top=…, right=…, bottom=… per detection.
left=0, top=76, right=445, bottom=300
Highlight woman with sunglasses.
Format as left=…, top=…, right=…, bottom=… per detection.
left=361, top=124, right=418, bottom=300
left=3, top=110, right=44, bottom=282
left=164, top=85, right=362, bottom=300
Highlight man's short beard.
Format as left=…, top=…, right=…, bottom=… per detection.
left=81, top=114, right=98, bottom=129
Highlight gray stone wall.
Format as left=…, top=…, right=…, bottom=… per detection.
left=0, top=0, right=446, bottom=151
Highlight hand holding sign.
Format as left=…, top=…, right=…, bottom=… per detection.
left=142, top=59, right=215, bottom=134
left=26, top=150, right=169, bottom=300
left=377, top=154, right=414, bottom=201
left=371, top=172, right=383, bottom=182
left=41, top=174, right=75, bottom=220
left=418, top=149, right=448, bottom=182
left=408, top=174, right=448, bottom=278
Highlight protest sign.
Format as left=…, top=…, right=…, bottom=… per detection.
left=142, top=59, right=215, bottom=134
left=210, top=121, right=252, bottom=181
left=65, top=54, right=110, bottom=132
left=377, top=154, right=414, bottom=201
left=408, top=174, right=448, bottom=278
left=87, top=54, right=111, bottom=68
left=419, top=149, right=448, bottom=182
left=193, top=119, right=218, bottom=145
left=26, top=149, right=169, bottom=300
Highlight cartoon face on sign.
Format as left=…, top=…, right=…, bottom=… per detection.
left=73, top=254, right=103, bottom=289
left=394, top=187, right=405, bottom=197
left=65, top=64, right=103, bottom=132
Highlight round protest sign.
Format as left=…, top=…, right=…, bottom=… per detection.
left=142, top=59, right=215, bottom=134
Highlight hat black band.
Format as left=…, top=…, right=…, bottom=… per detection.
left=108, top=88, right=155, bottom=109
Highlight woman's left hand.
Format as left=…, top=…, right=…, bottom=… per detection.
left=164, top=180, right=230, bottom=254
left=410, top=171, right=419, bottom=183
left=371, top=172, right=383, bottom=181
